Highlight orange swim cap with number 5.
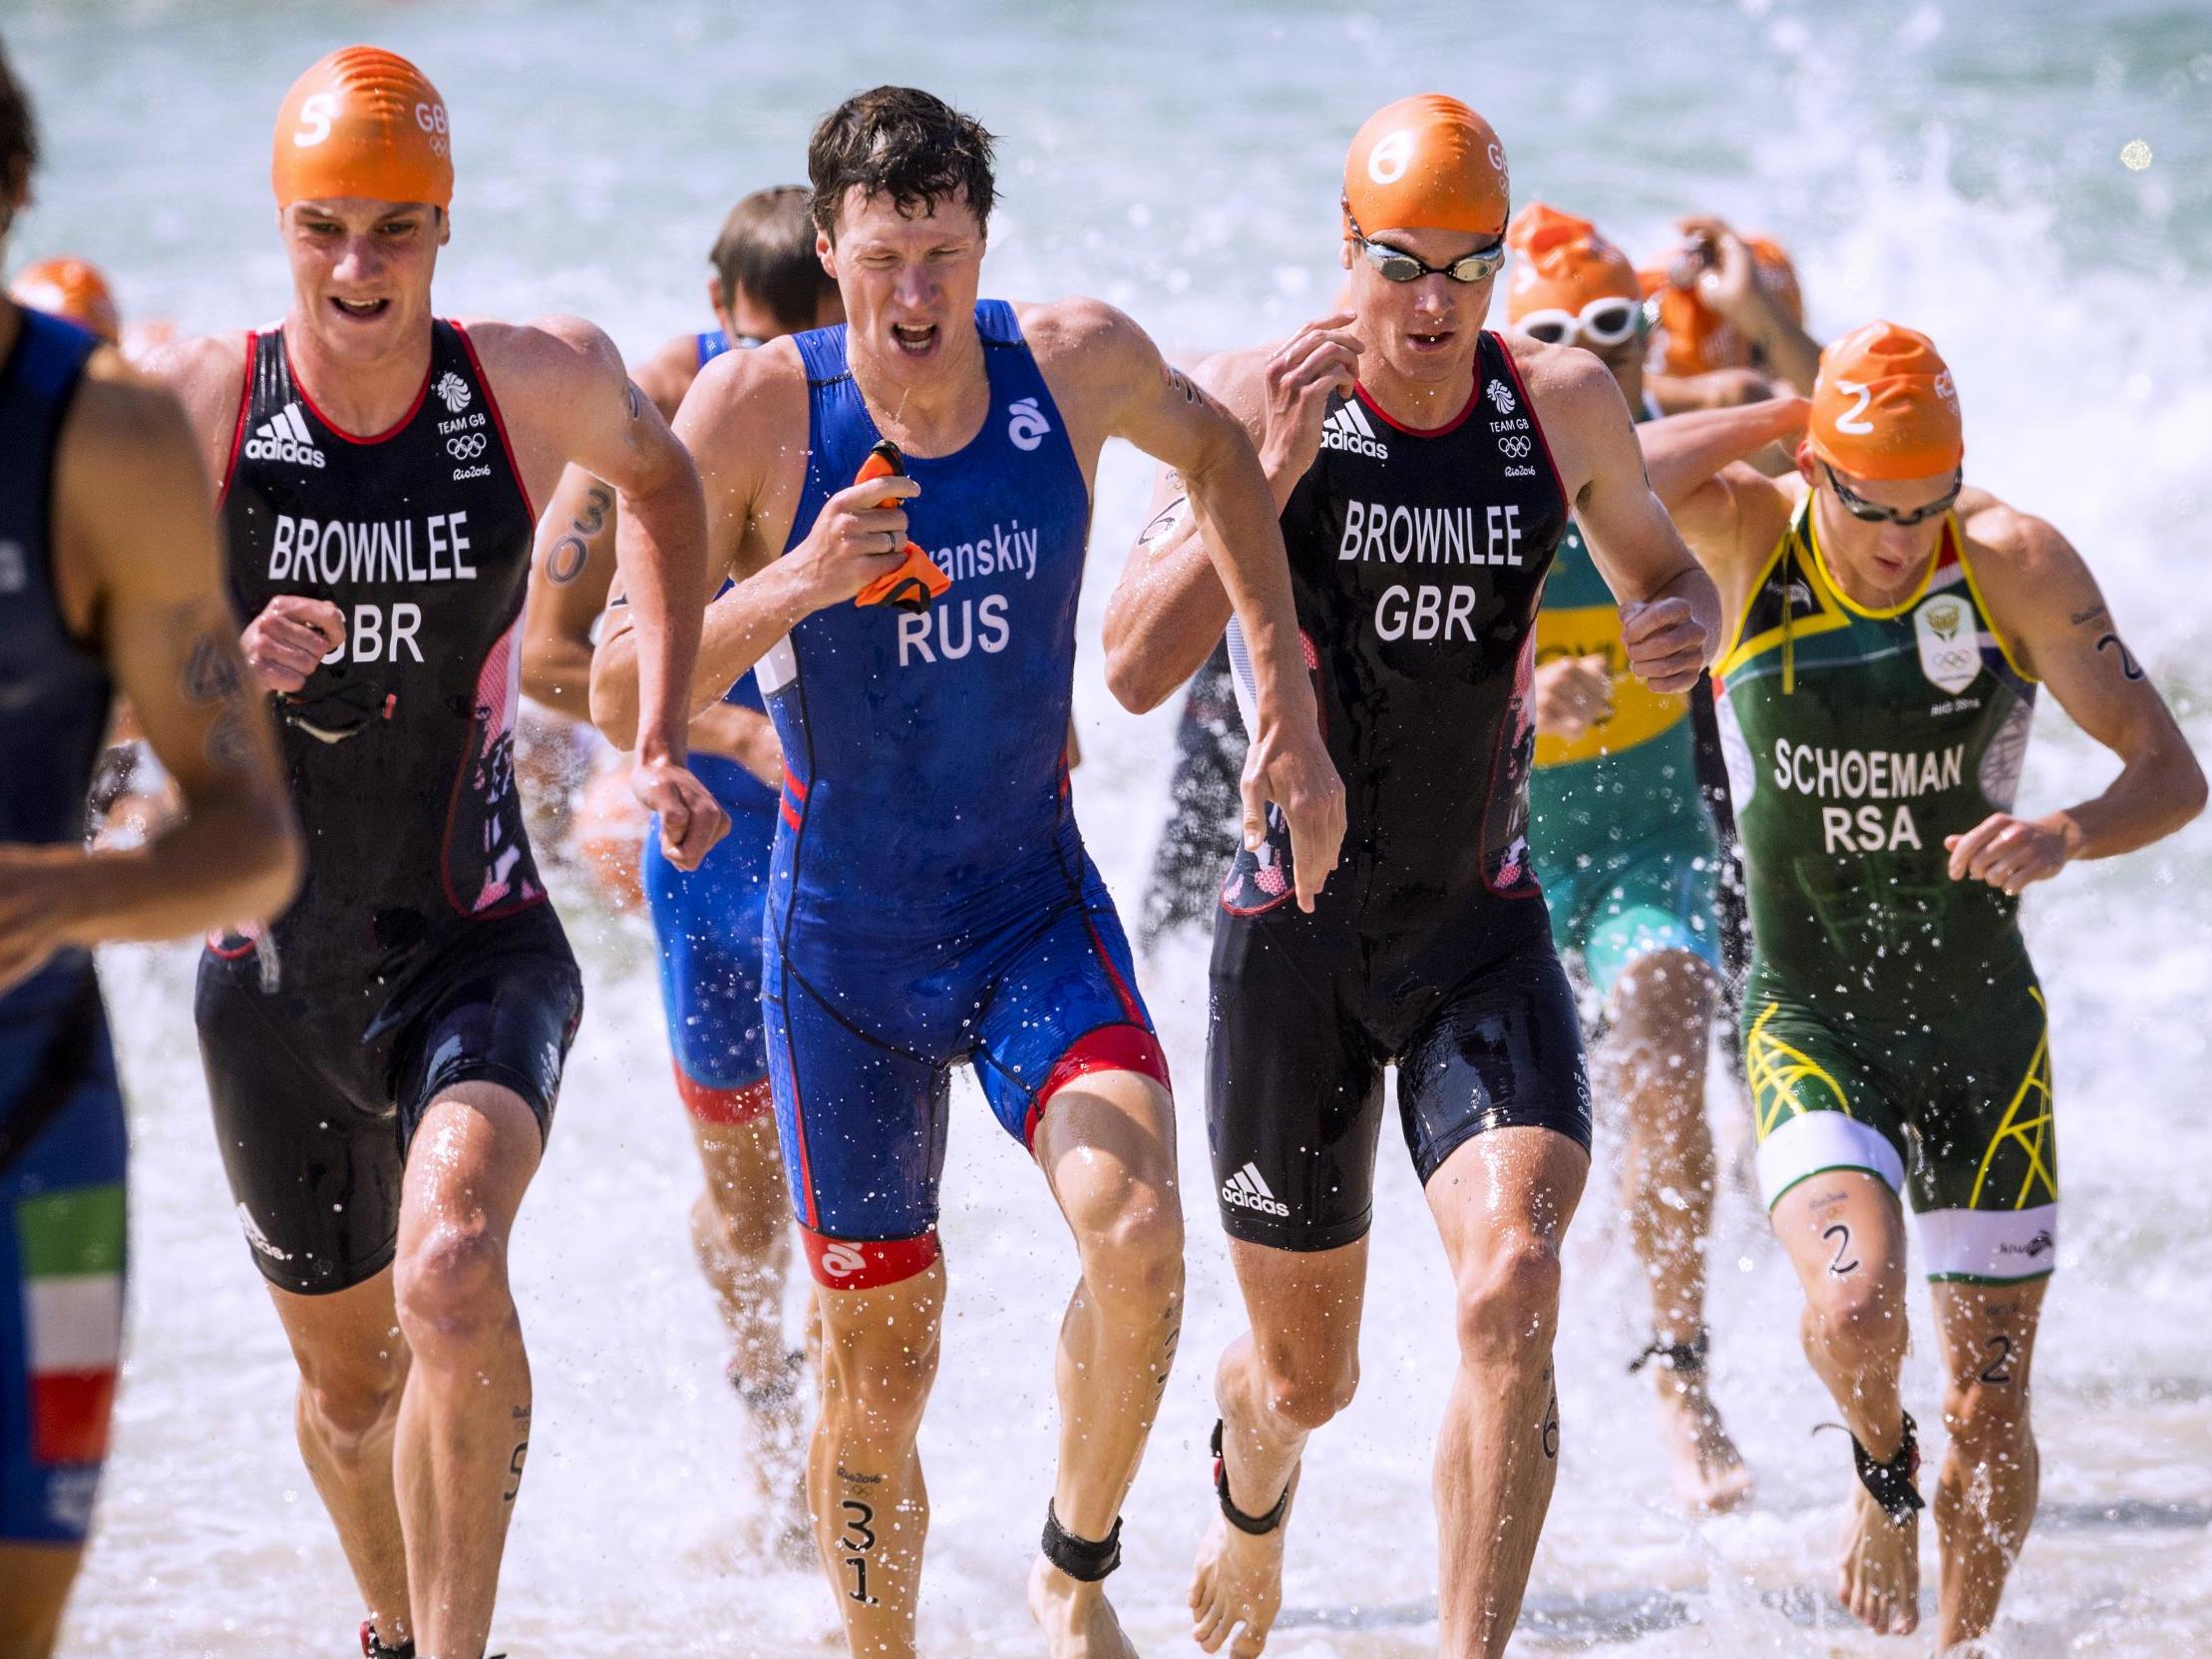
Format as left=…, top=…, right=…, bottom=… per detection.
left=272, top=47, right=453, bottom=209
left=1342, top=95, right=1510, bottom=239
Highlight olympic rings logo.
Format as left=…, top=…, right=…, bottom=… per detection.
left=446, top=433, right=488, bottom=460
left=1498, top=434, right=1532, bottom=460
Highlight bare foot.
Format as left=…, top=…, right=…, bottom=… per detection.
left=1652, top=1375, right=1751, bottom=1514
left=1028, top=1555, right=1141, bottom=1659
left=733, top=1352, right=814, bottom=1566
left=1189, top=1466, right=1296, bottom=1658
left=1837, top=1480, right=1921, bottom=1635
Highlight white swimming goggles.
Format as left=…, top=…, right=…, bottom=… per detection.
left=1513, top=295, right=1648, bottom=350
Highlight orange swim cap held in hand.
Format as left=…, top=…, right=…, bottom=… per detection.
left=851, top=441, right=950, bottom=614
left=1809, top=320, right=1963, bottom=483
left=272, top=46, right=453, bottom=209
left=1643, top=233, right=1802, bottom=375
left=9, top=256, right=120, bottom=343
left=1342, top=95, right=1509, bottom=239
left=1505, top=204, right=1639, bottom=320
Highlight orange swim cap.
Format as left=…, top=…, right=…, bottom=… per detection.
left=1342, top=95, right=1509, bottom=240
left=1643, top=234, right=1803, bottom=375
left=1809, top=320, right=1963, bottom=482
left=9, top=256, right=120, bottom=343
left=1505, top=204, right=1639, bottom=320
left=272, top=47, right=453, bottom=209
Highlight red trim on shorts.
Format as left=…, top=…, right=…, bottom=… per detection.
left=1022, top=1023, right=1171, bottom=1150
left=1355, top=376, right=1480, bottom=438
left=779, top=798, right=802, bottom=831
left=781, top=765, right=809, bottom=801
left=216, top=331, right=255, bottom=508
left=204, top=927, right=258, bottom=961
left=801, top=1225, right=939, bottom=1290
left=672, top=1065, right=773, bottom=1125
left=283, top=332, right=431, bottom=445
left=451, top=321, right=539, bottom=521
left=31, top=1370, right=117, bottom=1464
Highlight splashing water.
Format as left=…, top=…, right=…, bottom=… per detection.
left=11, top=0, right=2209, bottom=1651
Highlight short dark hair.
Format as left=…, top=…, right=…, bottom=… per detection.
left=808, top=86, right=995, bottom=242
left=708, top=185, right=837, bottom=331
left=0, top=37, right=37, bottom=231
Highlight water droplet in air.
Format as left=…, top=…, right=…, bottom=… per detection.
left=2121, top=141, right=2153, bottom=172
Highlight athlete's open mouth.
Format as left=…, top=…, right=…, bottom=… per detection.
left=330, top=296, right=392, bottom=320
left=1406, top=328, right=1454, bottom=350
left=892, top=322, right=937, bottom=356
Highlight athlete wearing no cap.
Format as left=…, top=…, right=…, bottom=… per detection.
left=591, top=85, right=1340, bottom=1659
left=142, top=46, right=718, bottom=1659
left=521, top=184, right=842, bottom=1554
left=0, top=41, right=299, bottom=1658
left=1105, top=97, right=1722, bottom=1659
left=1666, top=321, right=2203, bottom=1648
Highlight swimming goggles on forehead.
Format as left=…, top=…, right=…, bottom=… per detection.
left=1346, top=212, right=1507, bottom=285
left=1821, top=463, right=1964, bottom=528
left=1513, top=295, right=1648, bottom=350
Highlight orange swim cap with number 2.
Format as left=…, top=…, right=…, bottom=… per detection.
left=272, top=47, right=453, bottom=209
left=1342, top=95, right=1510, bottom=239
left=1809, top=320, right=1964, bottom=482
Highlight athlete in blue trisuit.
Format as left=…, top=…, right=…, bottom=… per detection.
left=593, top=86, right=1344, bottom=1659
left=0, top=41, right=301, bottom=1656
left=520, top=184, right=841, bottom=1552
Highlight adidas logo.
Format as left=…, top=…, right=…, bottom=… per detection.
left=243, top=402, right=326, bottom=469
left=1221, top=1161, right=1289, bottom=1219
left=1319, top=399, right=1388, bottom=461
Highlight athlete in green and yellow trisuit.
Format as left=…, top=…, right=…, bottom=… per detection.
left=1670, top=321, right=2203, bottom=1650
left=1509, top=204, right=1752, bottom=1513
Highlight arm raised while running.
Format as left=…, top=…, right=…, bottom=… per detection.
left=473, top=315, right=726, bottom=868
left=1519, top=338, right=1722, bottom=694
left=1945, top=504, right=2205, bottom=892
left=589, top=340, right=916, bottom=740
left=0, top=358, right=300, bottom=991
left=1039, top=298, right=1344, bottom=909
left=1105, top=315, right=1362, bottom=713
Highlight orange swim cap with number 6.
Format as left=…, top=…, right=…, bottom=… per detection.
left=272, top=47, right=453, bottom=208
left=9, top=256, right=121, bottom=343
left=1809, top=320, right=1963, bottom=482
left=1342, top=95, right=1509, bottom=239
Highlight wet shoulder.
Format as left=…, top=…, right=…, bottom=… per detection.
left=139, top=329, right=251, bottom=482
left=689, top=334, right=812, bottom=554
left=1497, top=329, right=1625, bottom=501
left=632, top=330, right=704, bottom=422
left=53, top=349, right=210, bottom=631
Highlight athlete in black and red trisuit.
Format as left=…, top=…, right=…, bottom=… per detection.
left=145, top=48, right=719, bottom=1659
left=1107, top=97, right=1720, bottom=1659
